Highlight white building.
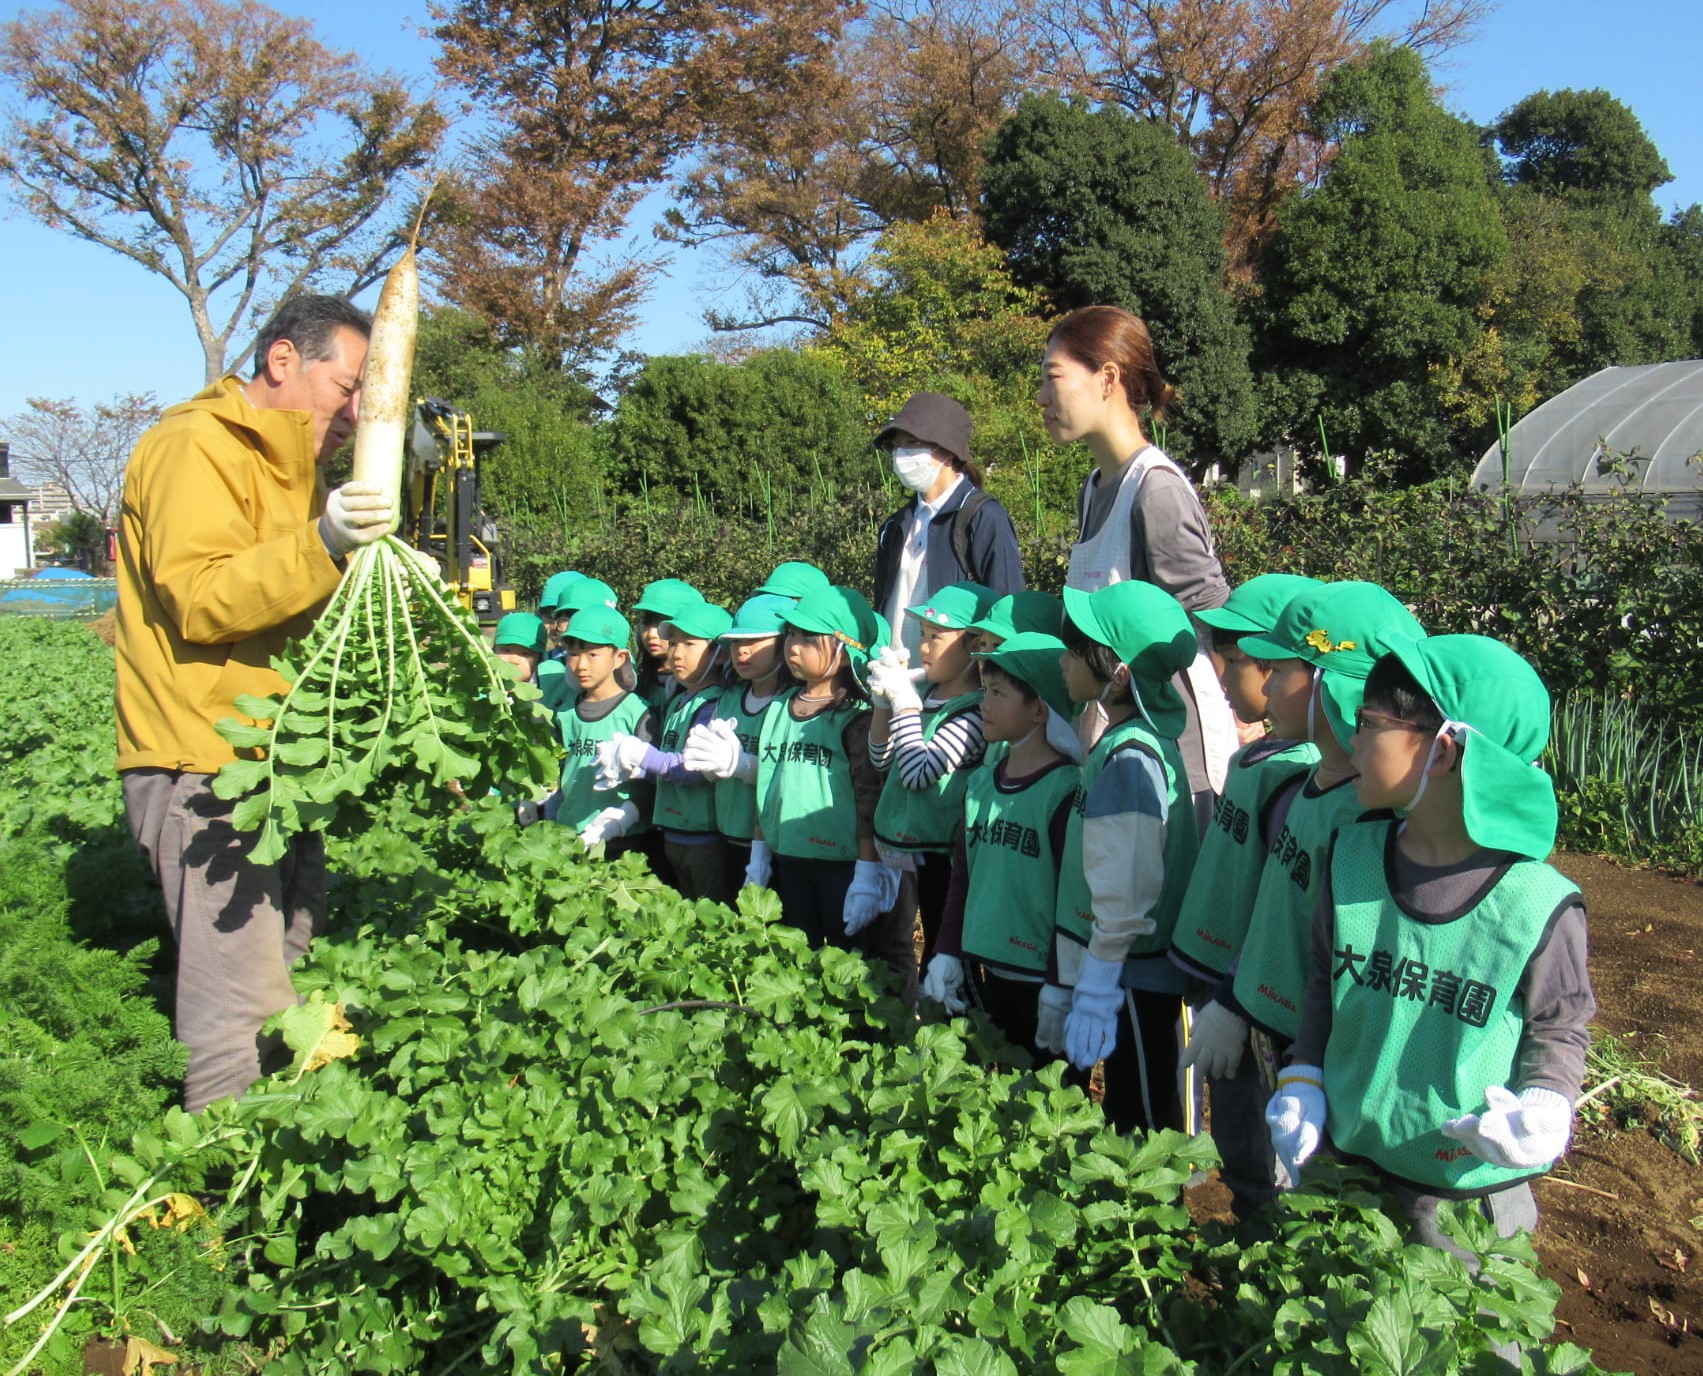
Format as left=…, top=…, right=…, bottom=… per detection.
left=0, top=443, right=35, bottom=577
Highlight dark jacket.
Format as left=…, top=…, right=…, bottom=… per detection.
left=872, top=482, right=1025, bottom=616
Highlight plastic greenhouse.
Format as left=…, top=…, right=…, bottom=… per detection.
left=1470, top=360, right=1703, bottom=524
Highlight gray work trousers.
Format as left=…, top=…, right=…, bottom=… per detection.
left=123, top=769, right=321, bottom=1112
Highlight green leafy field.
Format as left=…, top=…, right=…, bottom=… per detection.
left=0, top=618, right=1617, bottom=1374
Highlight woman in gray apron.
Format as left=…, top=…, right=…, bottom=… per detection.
left=1040, top=305, right=1241, bottom=1133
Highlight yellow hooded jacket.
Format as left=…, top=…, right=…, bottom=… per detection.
left=116, top=376, right=346, bottom=774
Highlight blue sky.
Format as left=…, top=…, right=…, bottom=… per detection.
left=0, top=0, right=1698, bottom=423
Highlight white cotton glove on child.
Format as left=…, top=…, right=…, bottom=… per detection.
left=866, top=646, right=909, bottom=709
left=1035, top=984, right=1072, bottom=1055
left=842, top=859, right=901, bottom=936
left=579, top=802, right=639, bottom=847
left=682, top=718, right=747, bottom=780
left=1440, top=1085, right=1573, bottom=1170
left=320, top=481, right=394, bottom=558
left=1265, top=1064, right=1327, bottom=1186
left=880, top=663, right=925, bottom=715
left=594, top=734, right=650, bottom=791
left=1179, top=1001, right=1249, bottom=1080
left=743, top=839, right=773, bottom=889
left=1064, top=953, right=1125, bottom=1070
left=920, top=953, right=967, bottom=1014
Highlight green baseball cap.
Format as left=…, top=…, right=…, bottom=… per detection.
left=976, top=632, right=1072, bottom=719
left=756, top=561, right=831, bottom=600
left=539, top=570, right=584, bottom=614
left=665, top=599, right=734, bottom=641
left=559, top=577, right=619, bottom=615
left=1386, top=634, right=1559, bottom=859
left=493, top=612, right=547, bottom=655
left=906, top=580, right=998, bottom=631
left=563, top=605, right=631, bottom=650
left=1196, top=574, right=1323, bottom=639
left=722, top=593, right=794, bottom=639
left=1240, top=581, right=1427, bottom=749
left=1062, top=582, right=1197, bottom=739
left=781, top=585, right=890, bottom=683
left=633, top=578, right=704, bottom=619
left=968, top=590, right=1064, bottom=643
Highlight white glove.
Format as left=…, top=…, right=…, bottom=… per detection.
left=682, top=718, right=745, bottom=779
left=1265, top=1064, right=1327, bottom=1186
left=842, top=858, right=901, bottom=937
left=579, top=802, right=639, bottom=847
left=1064, top=952, right=1125, bottom=1070
left=320, top=481, right=394, bottom=557
left=867, top=646, right=909, bottom=709
left=883, top=665, right=926, bottom=715
left=401, top=544, right=442, bottom=581
left=1440, top=1085, right=1573, bottom=1170
left=743, top=838, right=773, bottom=889
left=594, top=734, right=650, bottom=790
left=920, top=953, right=967, bottom=1014
left=1035, top=984, right=1071, bottom=1055
left=1179, top=1000, right=1248, bottom=1080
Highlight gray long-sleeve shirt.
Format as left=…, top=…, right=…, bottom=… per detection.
left=1291, top=836, right=1595, bottom=1100
left=1078, top=462, right=1229, bottom=615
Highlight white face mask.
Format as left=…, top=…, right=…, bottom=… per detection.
left=891, top=444, right=943, bottom=493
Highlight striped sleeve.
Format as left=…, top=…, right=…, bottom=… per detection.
left=890, top=708, right=986, bottom=789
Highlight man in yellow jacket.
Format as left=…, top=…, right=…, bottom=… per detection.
left=117, top=295, right=394, bottom=1111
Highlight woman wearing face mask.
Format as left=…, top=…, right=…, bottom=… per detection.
left=871, top=392, right=1025, bottom=663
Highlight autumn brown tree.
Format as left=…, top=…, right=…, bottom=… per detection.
left=5, top=393, right=160, bottom=524
left=0, top=0, right=445, bottom=383
left=666, top=0, right=1045, bottom=332
left=1034, top=0, right=1487, bottom=270
left=429, top=0, right=853, bottom=364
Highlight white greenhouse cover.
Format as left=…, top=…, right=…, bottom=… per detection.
left=1470, top=360, right=1703, bottom=521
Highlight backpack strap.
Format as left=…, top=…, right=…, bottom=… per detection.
left=948, top=487, right=992, bottom=579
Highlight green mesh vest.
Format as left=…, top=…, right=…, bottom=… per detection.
left=873, top=691, right=984, bottom=852
left=556, top=691, right=651, bottom=832
left=1232, top=773, right=1365, bottom=1040
left=1324, top=818, right=1579, bottom=1194
left=1054, top=715, right=1197, bottom=963
left=653, top=682, right=724, bottom=835
left=1171, top=738, right=1317, bottom=979
left=711, top=685, right=775, bottom=842
left=756, top=689, right=867, bottom=862
left=961, top=756, right=1080, bottom=976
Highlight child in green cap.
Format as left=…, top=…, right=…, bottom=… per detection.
left=681, top=593, right=797, bottom=884
left=754, top=587, right=901, bottom=962
left=631, top=578, right=706, bottom=709
left=1268, top=635, right=1594, bottom=1271
left=594, top=598, right=736, bottom=902
left=1045, top=580, right=1201, bottom=1133
left=1166, top=573, right=1320, bottom=1216
left=550, top=606, right=656, bottom=857
left=1185, top=582, right=1425, bottom=1206
left=922, top=633, right=1082, bottom=1052
left=868, top=581, right=998, bottom=975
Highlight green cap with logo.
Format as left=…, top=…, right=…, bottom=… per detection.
left=781, top=585, right=890, bottom=685
left=968, top=590, right=1064, bottom=643
left=1387, top=634, right=1559, bottom=859
left=664, top=599, right=734, bottom=642
left=493, top=612, right=547, bottom=655
left=1240, top=581, right=1427, bottom=749
left=1196, top=573, right=1323, bottom=640
left=632, top=578, right=704, bottom=620
left=559, top=577, right=619, bottom=615
left=1062, top=582, right=1197, bottom=738
left=539, top=570, right=584, bottom=614
left=722, top=593, right=795, bottom=639
left=906, top=580, right=998, bottom=631
left=756, top=561, right=831, bottom=600
left=563, top=605, right=631, bottom=650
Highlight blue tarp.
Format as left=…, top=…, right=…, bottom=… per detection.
left=0, top=572, right=119, bottom=618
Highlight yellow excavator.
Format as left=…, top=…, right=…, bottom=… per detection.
left=403, top=399, right=516, bottom=623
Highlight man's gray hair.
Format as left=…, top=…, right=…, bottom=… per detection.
left=251, top=295, right=373, bottom=376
